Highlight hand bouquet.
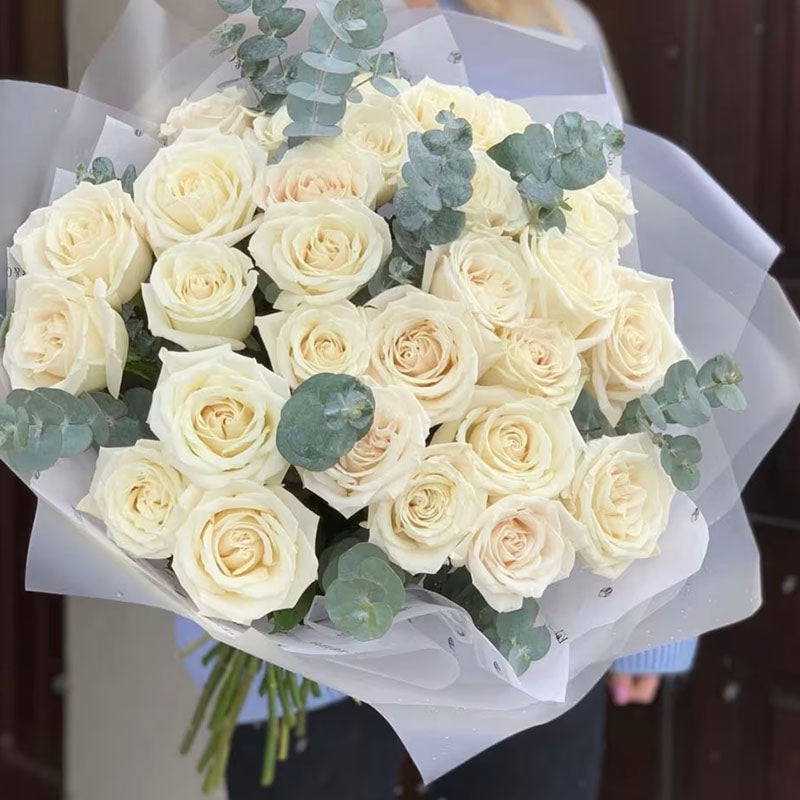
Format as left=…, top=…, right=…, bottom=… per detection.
left=2, top=0, right=799, bottom=792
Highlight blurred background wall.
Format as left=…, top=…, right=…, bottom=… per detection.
left=0, top=1, right=798, bottom=798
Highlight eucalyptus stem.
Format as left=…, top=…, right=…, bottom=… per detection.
left=180, top=646, right=232, bottom=755
left=261, top=665, right=280, bottom=787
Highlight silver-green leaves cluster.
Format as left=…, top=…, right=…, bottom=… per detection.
left=0, top=387, right=152, bottom=473
left=487, top=112, right=624, bottom=231
left=322, top=541, right=405, bottom=641
left=76, top=156, right=137, bottom=196
left=275, top=373, right=375, bottom=471
left=573, top=353, right=746, bottom=491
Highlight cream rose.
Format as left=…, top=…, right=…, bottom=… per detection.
left=365, top=286, right=487, bottom=425
left=160, top=88, right=254, bottom=144
left=368, top=442, right=487, bottom=574
left=256, top=300, right=370, bottom=388
left=587, top=267, right=685, bottom=425
left=299, top=381, right=429, bottom=518
left=248, top=197, right=391, bottom=310
left=141, top=241, right=257, bottom=351
left=254, top=137, right=384, bottom=209
left=463, top=150, right=529, bottom=236
left=77, top=440, right=186, bottom=559
left=464, top=495, right=579, bottom=612
left=247, top=105, right=290, bottom=158
left=563, top=433, right=675, bottom=578
left=134, top=132, right=262, bottom=255
left=423, top=231, right=531, bottom=332
left=587, top=173, right=636, bottom=220
left=563, top=189, right=632, bottom=250
left=480, top=318, right=584, bottom=408
left=341, top=93, right=418, bottom=204
left=148, top=345, right=289, bottom=487
left=3, top=275, right=127, bottom=397
left=11, top=180, right=152, bottom=309
left=172, top=481, right=318, bottom=625
left=434, top=386, right=583, bottom=499
left=524, top=226, right=620, bottom=351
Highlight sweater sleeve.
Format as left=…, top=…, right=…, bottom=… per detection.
left=611, top=638, right=698, bottom=675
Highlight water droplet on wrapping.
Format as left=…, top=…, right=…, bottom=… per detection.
left=116, top=591, right=124, bottom=598
left=448, top=50, right=462, bottom=64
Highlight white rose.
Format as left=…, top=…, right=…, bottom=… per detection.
left=341, top=93, right=418, bottom=204
left=524, top=226, right=620, bottom=351
left=172, top=481, right=318, bottom=625
left=3, top=275, right=128, bottom=397
left=134, top=132, right=262, bottom=255
left=563, top=189, right=632, bottom=250
left=77, top=440, right=186, bottom=558
left=141, top=241, right=257, bottom=351
left=586, top=173, right=636, bottom=220
left=480, top=318, right=584, bottom=408
left=368, top=442, right=487, bottom=574
left=254, top=137, right=384, bottom=209
left=463, top=150, right=529, bottom=236
left=492, top=96, right=533, bottom=138
left=587, top=267, right=685, bottom=425
left=249, top=197, right=391, bottom=310
left=563, top=433, right=675, bottom=578
left=247, top=105, right=291, bottom=158
left=434, top=386, right=583, bottom=499
left=423, top=231, right=531, bottom=332
left=299, top=381, right=429, bottom=518
left=148, top=345, right=289, bottom=488
left=255, top=300, right=370, bottom=389
left=365, top=286, right=489, bottom=425
left=160, top=88, right=254, bottom=144
left=464, top=494, right=579, bottom=612
left=11, top=180, right=152, bottom=309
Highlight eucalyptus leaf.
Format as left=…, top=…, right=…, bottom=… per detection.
left=259, top=7, right=305, bottom=36
left=90, top=157, right=116, bottom=184
left=553, top=112, right=583, bottom=154
left=639, top=393, right=667, bottom=430
left=253, top=0, right=284, bottom=14
left=572, top=389, right=613, bottom=440
left=713, top=383, right=747, bottom=411
left=369, top=74, right=399, bottom=97
left=218, top=0, right=252, bottom=12
left=238, top=34, right=288, bottom=62
left=326, top=577, right=394, bottom=641
left=211, top=22, right=247, bottom=52
left=518, top=174, right=563, bottom=207
left=538, top=206, right=567, bottom=232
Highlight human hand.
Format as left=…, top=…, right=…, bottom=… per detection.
left=607, top=673, right=661, bottom=706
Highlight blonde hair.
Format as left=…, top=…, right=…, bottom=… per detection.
left=452, top=0, right=569, bottom=34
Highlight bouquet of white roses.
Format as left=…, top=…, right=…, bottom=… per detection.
left=2, top=0, right=799, bottom=792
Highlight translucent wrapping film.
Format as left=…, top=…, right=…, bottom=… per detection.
left=2, top=0, right=798, bottom=783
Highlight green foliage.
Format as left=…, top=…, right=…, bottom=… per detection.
left=366, top=251, right=423, bottom=297
left=323, top=542, right=405, bottom=641
left=285, top=0, right=387, bottom=138
left=387, top=109, right=476, bottom=277
left=271, top=584, right=316, bottom=632
left=76, top=157, right=137, bottom=197
left=487, top=112, right=624, bottom=230
left=276, top=373, right=375, bottom=471
left=574, top=353, right=745, bottom=492
left=0, top=387, right=152, bottom=473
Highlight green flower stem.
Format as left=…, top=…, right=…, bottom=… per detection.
left=307, top=679, right=322, bottom=698
left=261, top=665, right=280, bottom=787
left=287, top=673, right=303, bottom=717
left=201, top=643, right=223, bottom=667
left=180, top=646, right=232, bottom=755
left=178, top=633, right=211, bottom=659
left=276, top=669, right=297, bottom=728
left=278, top=715, right=291, bottom=761
left=210, top=650, right=248, bottom=730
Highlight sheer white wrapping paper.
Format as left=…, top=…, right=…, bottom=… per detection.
left=3, top=1, right=799, bottom=782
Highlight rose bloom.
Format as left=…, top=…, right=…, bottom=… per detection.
left=423, top=231, right=531, bottom=332
left=588, top=266, right=686, bottom=425
left=563, top=433, right=675, bottom=578
left=148, top=345, right=289, bottom=488
left=172, top=481, right=318, bottom=625
left=586, top=172, right=636, bottom=220
left=77, top=440, right=186, bottom=559
left=563, top=189, right=632, bottom=251
left=160, top=88, right=255, bottom=144
left=134, top=132, right=262, bottom=254
left=365, top=286, right=488, bottom=425
left=256, top=300, right=370, bottom=389
left=247, top=105, right=290, bottom=158
left=463, top=494, right=579, bottom=612
left=524, top=226, right=620, bottom=351
left=3, top=274, right=128, bottom=397
left=480, top=318, right=584, bottom=408
left=299, top=381, right=429, bottom=518
left=463, top=150, right=529, bottom=236
left=434, top=386, right=583, bottom=499
left=368, top=442, right=487, bottom=574
left=398, top=77, right=530, bottom=151
left=254, top=137, right=384, bottom=209
left=11, top=180, right=152, bottom=309
left=141, top=241, right=257, bottom=351
left=341, top=93, right=418, bottom=205
left=249, top=197, right=391, bottom=310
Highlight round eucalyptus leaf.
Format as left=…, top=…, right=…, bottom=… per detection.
left=60, top=424, right=94, bottom=457
left=238, top=34, right=287, bottom=63
left=334, top=0, right=387, bottom=49
left=369, top=74, right=398, bottom=97
left=352, top=557, right=405, bottom=614
left=252, top=0, right=284, bottom=14
left=38, top=387, right=91, bottom=424
left=219, top=0, right=252, bottom=12
left=495, top=598, right=539, bottom=642
left=639, top=393, right=667, bottom=430
left=553, top=112, right=583, bottom=154
left=13, top=406, right=29, bottom=450
left=336, top=543, right=387, bottom=579
left=670, top=463, right=700, bottom=492
left=326, top=578, right=394, bottom=641
left=316, top=0, right=354, bottom=44
left=7, top=389, right=65, bottom=426
left=713, top=383, right=747, bottom=411
left=9, top=423, right=62, bottom=473
left=260, top=7, right=305, bottom=37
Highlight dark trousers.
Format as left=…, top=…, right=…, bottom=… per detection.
left=227, top=682, right=606, bottom=800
